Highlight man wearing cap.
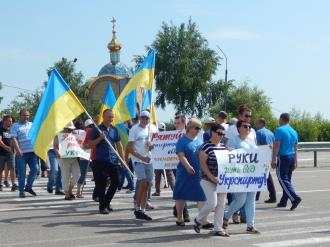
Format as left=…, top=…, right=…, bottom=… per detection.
left=203, top=117, right=216, bottom=142
left=272, top=113, right=302, bottom=210
left=218, top=111, right=229, bottom=130
left=89, top=109, right=124, bottom=214
left=127, top=110, right=158, bottom=220
left=11, top=109, right=38, bottom=198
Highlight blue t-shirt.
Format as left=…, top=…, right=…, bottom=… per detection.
left=256, top=127, right=275, bottom=145
left=176, top=135, right=203, bottom=172
left=90, top=124, right=121, bottom=165
left=274, top=124, right=298, bottom=156
left=10, top=121, right=34, bottom=153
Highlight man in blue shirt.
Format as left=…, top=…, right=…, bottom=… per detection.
left=89, top=109, right=124, bottom=214
left=256, top=118, right=276, bottom=203
left=272, top=113, right=302, bottom=210
left=11, top=109, right=38, bottom=198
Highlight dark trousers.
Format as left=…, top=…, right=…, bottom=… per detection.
left=90, top=161, right=98, bottom=200
left=276, top=155, right=299, bottom=205
left=256, top=173, right=277, bottom=201
left=154, top=169, right=175, bottom=193
left=94, top=160, right=120, bottom=211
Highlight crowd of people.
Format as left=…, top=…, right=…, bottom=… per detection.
left=0, top=104, right=302, bottom=237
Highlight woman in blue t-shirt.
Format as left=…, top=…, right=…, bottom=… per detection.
left=223, top=120, right=260, bottom=234
left=173, top=118, right=206, bottom=226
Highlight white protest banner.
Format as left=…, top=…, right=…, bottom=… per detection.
left=214, top=145, right=272, bottom=193
left=58, top=132, right=91, bottom=160
left=151, top=130, right=185, bottom=169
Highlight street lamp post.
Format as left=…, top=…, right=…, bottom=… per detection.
left=216, top=45, right=228, bottom=111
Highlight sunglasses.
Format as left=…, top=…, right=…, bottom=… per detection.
left=244, top=114, right=252, bottom=118
left=216, top=131, right=225, bottom=136
left=242, top=124, right=251, bottom=129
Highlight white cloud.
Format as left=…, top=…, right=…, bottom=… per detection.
left=206, top=29, right=263, bottom=41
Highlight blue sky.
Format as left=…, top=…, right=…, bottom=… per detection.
left=0, top=0, right=329, bottom=121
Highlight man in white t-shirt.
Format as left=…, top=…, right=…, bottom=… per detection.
left=127, top=111, right=158, bottom=221
left=218, top=110, right=229, bottom=131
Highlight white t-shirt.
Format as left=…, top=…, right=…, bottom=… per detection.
left=128, top=123, right=158, bottom=164
left=225, top=124, right=256, bottom=147
left=221, top=122, right=229, bottom=131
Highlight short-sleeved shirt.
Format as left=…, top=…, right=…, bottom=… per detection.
left=200, top=141, right=226, bottom=182
left=256, top=127, right=275, bottom=145
left=227, top=135, right=257, bottom=150
left=10, top=121, right=34, bottom=153
left=84, top=128, right=96, bottom=161
left=274, top=124, right=298, bottom=156
left=0, top=126, right=12, bottom=156
left=128, top=123, right=158, bottom=164
left=176, top=135, right=203, bottom=172
left=90, top=124, right=121, bottom=165
left=225, top=124, right=256, bottom=147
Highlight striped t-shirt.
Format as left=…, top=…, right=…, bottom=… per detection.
left=200, top=141, right=226, bottom=182
left=10, top=121, right=34, bottom=153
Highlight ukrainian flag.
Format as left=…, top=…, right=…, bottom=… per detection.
left=98, top=83, right=129, bottom=150
left=141, top=89, right=157, bottom=124
left=112, top=49, right=156, bottom=125
left=29, top=68, right=85, bottom=161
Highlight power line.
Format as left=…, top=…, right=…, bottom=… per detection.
left=0, top=82, right=35, bottom=92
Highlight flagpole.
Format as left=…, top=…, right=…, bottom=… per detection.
left=83, top=110, right=134, bottom=177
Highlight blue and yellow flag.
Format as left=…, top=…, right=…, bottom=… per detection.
left=29, top=68, right=85, bottom=161
left=112, top=49, right=156, bottom=125
left=98, top=83, right=129, bottom=150
left=142, top=89, right=157, bottom=124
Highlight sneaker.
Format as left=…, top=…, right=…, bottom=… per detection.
left=19, top=192, right=26, bottom=198
left=277, top=202, right=287, bottom=208
left=106, top=206, right=113, bottom=212
left=55, top=191, right=65, bottom=195
left=4, top=181, right=10, bottom=188
left=24, top=188, right=37, bottom=196
left=11, top=184, right=18, bottom=192
left=264, top=198, right=276, bottom=203
left=141, top=212, right=152, bottom=221
left=134, top=210, right=143, bottom=219
left=290, top=197, right=302, bottom=211
left=99, top=209, right=109, bottom=215
left=47, top=187, right=53, bottom=194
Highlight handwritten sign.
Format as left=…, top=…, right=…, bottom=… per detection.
left=214, top=145, right=272, bottom=193
left=58, top=132, right=90, bottom=160
left=151, top=130, right=185, bottom=169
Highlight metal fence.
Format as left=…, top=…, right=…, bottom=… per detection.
left=298, top=142, right=330, bottom=167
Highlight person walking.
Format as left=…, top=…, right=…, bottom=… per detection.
left=194, top=123, right=229, bottom=236
left=89, top=109, right=124, bottom=214
left=173, top=118, right=206, bottom=226
left=272, top=113, right=302, bottom=210
left=223, top=120, right=260, bottom=234
left=11, top=109, right=38, bottom=198
left=255, top=118, right=276, bottom=203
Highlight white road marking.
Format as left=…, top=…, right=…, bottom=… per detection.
left=254, top=236, right=330, bottom=247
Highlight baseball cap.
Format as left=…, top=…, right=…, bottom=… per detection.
left=140, top=110, right=151, bottom=119
left=65, top=121, right=75, bottom=130
left=204, top=117, right=215, bottom=124
left=218, top=111, right=228, bottom=118
left=158, top=122, right=166, bottom=130
left=84, top=119, right=94, bottom=127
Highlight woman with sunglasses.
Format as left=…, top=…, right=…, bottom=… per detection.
left=173, top=118, right=206, bottom=226
left=223, top=120, right=260, bottom=234
left=194, top=123, right=229, bottom=237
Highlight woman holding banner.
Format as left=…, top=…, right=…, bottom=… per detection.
left=194, top=123, right=229, bottom=237
left=173, top=118, right=206, bottom=226
left=223, top=120, right=260, bottom=234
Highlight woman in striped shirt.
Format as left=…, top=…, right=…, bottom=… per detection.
left=194, top=123, right=229, bottom=237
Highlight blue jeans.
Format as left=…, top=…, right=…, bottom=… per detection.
left=16, top=152, right=38, bottom=193
left=78, top=158, right=90, bottom=185
left=119, top=167, right=135, bottom=190
left=276, top=155, right=299, bottom=205
left=225, top=192, right=257, bottom=227
left=47, top=150, right=62, bottom=192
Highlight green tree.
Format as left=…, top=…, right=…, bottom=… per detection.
left=137, top=18, right=219, bottom=116
left=0, top=82, right=3, bottom=104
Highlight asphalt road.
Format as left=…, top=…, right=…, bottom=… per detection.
left=1, top=152, right=330, bottom=247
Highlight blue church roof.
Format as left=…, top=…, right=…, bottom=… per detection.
left=98, top=63, right=132, bottom=77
